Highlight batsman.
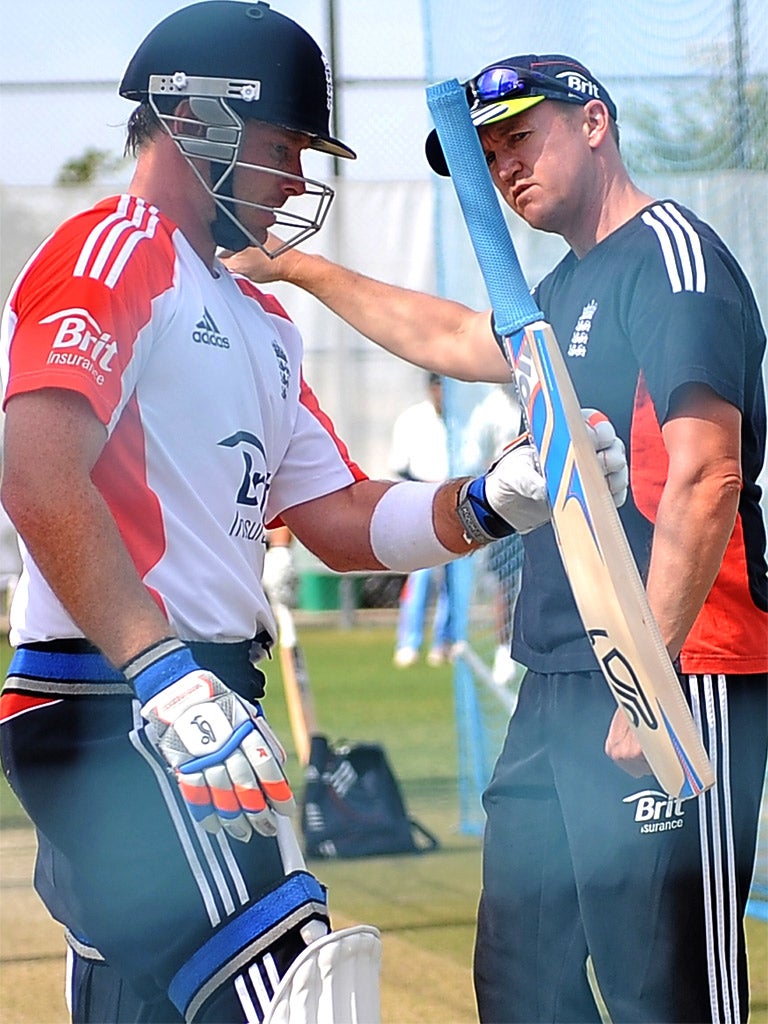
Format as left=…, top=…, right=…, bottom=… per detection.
left=0, top=5, right=629, bottom=1023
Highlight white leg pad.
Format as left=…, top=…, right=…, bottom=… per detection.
left=264, top=925, right=382, bottom=1024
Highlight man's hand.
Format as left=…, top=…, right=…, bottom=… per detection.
left=458, top=408, right=628, bottom=543
left=604, top=707, right=653, bottom=778
left=123, top=639, right=295, bottom=842
left=222, top=235, right=300, bottom=283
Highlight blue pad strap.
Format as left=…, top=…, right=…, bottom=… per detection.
left=168, top=871, right=326, bottom=1016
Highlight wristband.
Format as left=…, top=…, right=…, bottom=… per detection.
left=369, top=481, right=454, bottom=572
left=121, top=637, right=200, bottom=704
left=456, top=478, right=517, bottom=544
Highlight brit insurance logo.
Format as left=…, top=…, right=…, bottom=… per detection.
left=218, top=430, right=271, bottom=544
left=623, top=789, right=686, bottom=835
left=555, top=71, right=602, bottom=102
left=41, top=307, right=118, bottom=387
left=193, top=308, right=230, bottom=349
left=567, top=299, right=598, bottom=358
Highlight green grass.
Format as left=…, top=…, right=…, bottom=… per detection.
left=1, top=626, right=766, bottom=1023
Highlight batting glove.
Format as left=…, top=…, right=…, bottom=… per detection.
left=581, top=408, right=628, bottom=508
left=123, top=638, right=295, bottom=842
left=457, top=409, right=628, bottom=543
left=263, top=544, right=299, bottom=608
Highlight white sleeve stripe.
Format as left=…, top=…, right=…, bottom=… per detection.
left=90, top=217, right=140, bottom=281
left=105, top=213, right=159, bottom=289
left=641, top=210, right=682, bottom=293
left=73, top=198, right=131, bottom=277
left=662, top=202, right=707, bottom=292
left=654, top=205, right=694, bottom=291
left=72, top=197, right=159, bottom=289
left=641, top=204, right=707, bottom=294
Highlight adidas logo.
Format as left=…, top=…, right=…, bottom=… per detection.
left=192, top=308, right=230, bottom=349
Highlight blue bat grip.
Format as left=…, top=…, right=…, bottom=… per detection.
left=426, top=79, right=541, bottom=335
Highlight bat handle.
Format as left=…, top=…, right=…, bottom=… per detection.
left=426, top=78, right=541, bottom=335
left=275, top=815, right=330, bottom=942
left=275, top=812, right=306, bottom=873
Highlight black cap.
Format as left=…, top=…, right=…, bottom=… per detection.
left=426, top=54, right=616, bottom=176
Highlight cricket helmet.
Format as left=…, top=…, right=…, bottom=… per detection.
left=119, top=1, right=356, bottom=254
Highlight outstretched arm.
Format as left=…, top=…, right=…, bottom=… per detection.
left=223, top=241, right=511, bottom=384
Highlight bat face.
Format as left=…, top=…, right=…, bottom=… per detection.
left=505, top=321, right=714, bottom=799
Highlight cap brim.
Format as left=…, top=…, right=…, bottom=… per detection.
left=311, top=136, right=357, bottom=161
left=425, top=94, right=545, bottom=176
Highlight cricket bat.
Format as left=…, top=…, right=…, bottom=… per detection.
left=426, top=79, right=714, bottom=799
left=273, top=602, right=318, bottom=767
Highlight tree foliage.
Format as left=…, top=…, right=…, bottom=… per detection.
left=622, top=74, right=768, bottom=173
left=56, top=147, right=124, bottom=186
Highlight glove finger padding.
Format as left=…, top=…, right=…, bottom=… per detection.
left=140, top=662, right=296, bottom=842
left=174, top=764, right=221, bottom=833
left=240, top=725, right=295, bottom=815
left=581, top=409, right=628, bottom=507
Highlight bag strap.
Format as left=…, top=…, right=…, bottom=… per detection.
left=408, top=819, right=440, bottom=853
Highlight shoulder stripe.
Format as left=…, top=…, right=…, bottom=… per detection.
left=661, top=202, right=706, bottom=292
left=73, top=196, right=159, bottom=290
left=641, top=204, right=706, bottom=294
left=105, top=212, right=159, bottom=288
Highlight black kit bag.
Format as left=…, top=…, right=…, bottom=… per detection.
left=301, top=734, right=440, bottom=859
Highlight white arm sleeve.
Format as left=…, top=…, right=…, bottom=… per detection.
left=368, top=482, right=456, bottom=572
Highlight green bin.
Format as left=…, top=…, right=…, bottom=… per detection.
left=299, top=572, right=341, bottom=611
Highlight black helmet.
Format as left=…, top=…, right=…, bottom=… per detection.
left=119, top=1, right=355, bottom=254
left=120, top=0, right=355, bottom=161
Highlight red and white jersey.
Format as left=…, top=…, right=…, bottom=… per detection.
left=1, top=194, right=365, bottom=647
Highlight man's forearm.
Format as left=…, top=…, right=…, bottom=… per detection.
left=227, top=247, right=511, bottom=383
left=646, top=474, right=740, bottom=661
left=5, top=479, right=172, bottom=667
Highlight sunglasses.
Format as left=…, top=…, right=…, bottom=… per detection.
left=470, top=66, right=583, bottom=106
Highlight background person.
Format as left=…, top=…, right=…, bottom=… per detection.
left=390, top=372, right=454, bottom=667
left=461, top=383, right=525, bottom=685
left=224, top=52, right=767, bottom=1024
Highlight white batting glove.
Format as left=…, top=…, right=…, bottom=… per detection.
left=581, top=408, right=628, bottom=507
left=123, top=639, right=295, bottom=842
left=457, top=409, right=628, bottom=543
left=263, top=544, right=299, bottom=608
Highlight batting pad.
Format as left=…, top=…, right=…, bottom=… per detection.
left=264, top=925, right=382, bottom=1024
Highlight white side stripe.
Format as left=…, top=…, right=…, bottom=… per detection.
left=705, top=674, right=731, bottom=1024
left=197, top=828, right=237, bottom=918
left=690, top=673, right=740, bottom=1024
left=216, top=830, right=251, bottom=907
left=234, top=973, right=261, bottom=1023
left=641, top=204, right=706, bottom=294
left=717, top=675, right=740, bottom=1022
left=129, top=714, right=223, bottom=929
left=248, top=962, right=273, bottom=1017
left=691, top=674, right=719, bottom=1021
